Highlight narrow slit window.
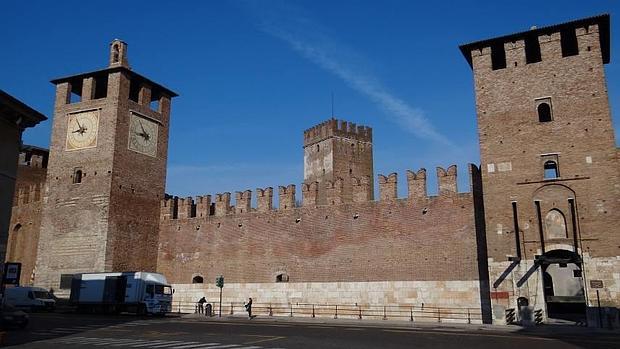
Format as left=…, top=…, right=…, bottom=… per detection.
left=538, top=103, right=552, bottom=122
left=73, top=169, right=83, bottom=184
left=561, top=28, right=579, bottom=57
left=544, top=161, right=559, bottom=179
left=525, top=35, right=542, bottom=64
left=491, top=42, right=507, bottom=70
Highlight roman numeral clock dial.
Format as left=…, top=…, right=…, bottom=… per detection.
left=128, top=112, right=158, bottom=157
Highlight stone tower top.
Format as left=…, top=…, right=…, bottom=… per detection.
left=459, top=13, right=610, bottom=70
left=109, top=39, right=130, bottom=69
left=303, top=118, right=372, bottom=148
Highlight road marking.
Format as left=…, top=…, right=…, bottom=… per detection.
left=168, top=343, right=221, bottom=349
left=344, top=327, right=364, bottom=331
left=198, top=345, right=241, bottom=349
left=129, top=340, right=184, bottom=347
left=242, top=336, right=285, bottom=345
left=149, top=341, right=201, bottom=348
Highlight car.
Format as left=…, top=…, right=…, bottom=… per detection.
left=0, top=303, right=29, bottom=329
left=3, top=286, right=56, bottom=312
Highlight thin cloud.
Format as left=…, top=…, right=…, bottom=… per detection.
left=247, top=2, right=452, bottom=146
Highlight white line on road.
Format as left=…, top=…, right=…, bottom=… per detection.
left=129, top=340, right=187, bottom=347
left=149, top=342, right=201, bottom=348
left=168, top=343, right=222, bottom=349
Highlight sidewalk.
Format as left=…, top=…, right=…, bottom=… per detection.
left=180, top=312, right=620, bottom=337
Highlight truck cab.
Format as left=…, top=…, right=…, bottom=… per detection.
left=143, top=283, right=173, bottom=315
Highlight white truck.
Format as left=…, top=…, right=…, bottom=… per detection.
left=69, top=272, right=172, bottom=315
left=3, top=286, right=56, bottom=312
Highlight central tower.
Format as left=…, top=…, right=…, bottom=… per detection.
left=303, top=119, right=373, bottom=205
left=34, top=40, right=177, bottom=290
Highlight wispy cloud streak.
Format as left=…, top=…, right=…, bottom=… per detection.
left=247, top=2, right=452, bottom=146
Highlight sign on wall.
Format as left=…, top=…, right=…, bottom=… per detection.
left=590, top=280, right=604, bottom=289
left=2, top=262, right=22, bottom=285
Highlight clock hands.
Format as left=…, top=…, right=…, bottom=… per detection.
left=72, top=118, right=87, bottom=135
left=136, top=121, right=151, bottom=141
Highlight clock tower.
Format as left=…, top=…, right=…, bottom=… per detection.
left=34, top=40, right=177, bottom=290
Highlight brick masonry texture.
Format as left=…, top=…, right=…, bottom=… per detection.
left=5, top=14, right=620, bottom=325
left=157, top=168, right=480, bottom=285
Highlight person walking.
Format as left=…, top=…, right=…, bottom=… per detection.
left=244, top=297, right=253, bottom=319
left=197, top=296, right=206, bottom=314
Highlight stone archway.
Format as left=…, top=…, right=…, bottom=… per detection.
left=540, top=249, right=586, bottom=322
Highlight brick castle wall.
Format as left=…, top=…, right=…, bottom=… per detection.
left=157, top=165, right=483, bottom=286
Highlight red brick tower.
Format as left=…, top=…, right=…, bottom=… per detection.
left=461, top=14, right=620, bottom=324
left=34, top=40, right=177, bottom=291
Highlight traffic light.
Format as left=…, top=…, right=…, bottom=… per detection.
left=216, top=275, right=224, bottom=288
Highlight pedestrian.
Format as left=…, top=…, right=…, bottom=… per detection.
left=197, top=296, right=206, bottom=314
left=244, top=297, right=253, bottom=319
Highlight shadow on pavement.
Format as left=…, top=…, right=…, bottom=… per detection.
left=1, top=311, right=180, bottom=347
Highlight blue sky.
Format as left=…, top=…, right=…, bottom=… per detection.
left=2, top=1, right=619, bottom=200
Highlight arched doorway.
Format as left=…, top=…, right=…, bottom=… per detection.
left=540, top=249, right=586, bottom=322
left=7, top=223, right=22, bottom=261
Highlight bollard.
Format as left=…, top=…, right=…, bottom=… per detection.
left=269, top=304, right=273, bottom=317
left=467, top=309, right=471, bottom=324
left=410, top=306, right=414, bottom=322
left=230, top=302, right=234, bottom=315
left=359, top=306, right=362, bottom=320
left=290, top=303, right=293, bottom=317
left=334, top=305, right=338, bottom=319
left=383, top=306, right=387, bottom=320
left=312, top=304, right=315, bottom=318
left=437, top=308, right=441, bottom=323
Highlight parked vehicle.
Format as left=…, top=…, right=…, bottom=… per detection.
left=3, top=286, right=56, bottom=312
left=70, top=272, right=173, bottom=315
left=0, top=303, right=29, bottom=329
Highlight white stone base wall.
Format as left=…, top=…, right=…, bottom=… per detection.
left=171, top=280, right=482, bottom=323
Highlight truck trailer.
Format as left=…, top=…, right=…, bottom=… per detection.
left=69, top=272, right=172, bottom=315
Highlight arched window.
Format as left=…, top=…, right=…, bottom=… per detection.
left=7, top=224, right=21, bottom=261
left=544, top=161, right=559, bottom=179
left=192, top=275, right=204, bottom=284
left=73, top=169, right=82, bottom=184
left=112, top=44, right=120, bottom=62
left=545, top=209, right=568, bottom=239
left=276, top=273, right=289, bottom=283
left=538, top=103, right=552, bottom=122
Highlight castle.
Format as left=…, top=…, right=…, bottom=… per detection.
left=7, top=14, right=620, bottom=326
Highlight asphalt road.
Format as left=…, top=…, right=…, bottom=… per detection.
left=2, top=313, right=620, bottom=349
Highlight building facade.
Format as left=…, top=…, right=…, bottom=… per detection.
left=6, top=15, right=620, bottom=326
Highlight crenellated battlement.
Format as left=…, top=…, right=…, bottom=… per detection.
left=256, top=187, right=273, bottom=212
left=301, top=182, right=319, bottom=207
left=460, top=14, right=609, bottom=72
left=235, top=190, right=252, bottom=214
left=278, top=184, right=296, bottom=210
left=12, top=182, right=44, bottom=207
left=160, top=165, right=477, bottom=222
left=325, top=178, right=345, bottom=205
left=303, top=118, right=372, bottom=147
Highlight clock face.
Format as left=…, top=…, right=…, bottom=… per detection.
left=66, top=110, right=99, bottom=150
left=128, top=112, right=158, bottom=157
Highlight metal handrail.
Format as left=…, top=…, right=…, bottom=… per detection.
left=172, top=300, right=482, bottom=324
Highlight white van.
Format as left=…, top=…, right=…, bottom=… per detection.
left=3, top=287, right=56, bottom=312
